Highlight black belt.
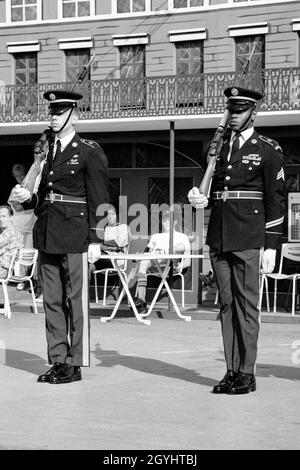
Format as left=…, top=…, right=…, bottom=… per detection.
left=213, top=191, right=263, bottom=201
left=45, top=192, right=87, bottom=204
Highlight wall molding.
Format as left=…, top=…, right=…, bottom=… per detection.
left=169, top=28, right=207, bottom=42
left=58, top=37, right=93, bottom=50
left=7, top=40, right=41, bottom=53
left=228, top=22, right=269, bottom=37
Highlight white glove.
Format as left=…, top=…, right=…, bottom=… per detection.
left=11, top=184, right=31, bottom=203
left=88, top=244, right=101, bottom=264
left=188, top=187, right=208, bottom=209
left=261, top=248, right=276, bottom=274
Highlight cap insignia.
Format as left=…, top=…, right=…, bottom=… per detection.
left=231, top=88, right=239, bottom=96
left=49, top=93, right=56, bottom=101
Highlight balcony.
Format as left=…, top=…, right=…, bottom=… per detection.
left=0, top=68, right=300, bottom=125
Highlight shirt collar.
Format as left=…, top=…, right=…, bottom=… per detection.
left=231, top=127, right=254, bottom=144
left=55, top=130, right=75, bottom=151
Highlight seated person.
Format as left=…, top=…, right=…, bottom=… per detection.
left=134, top=210, right=191, bottom=312
left=89, top=205, right=130, bottom=276
left=0, top=205, right=23, bottom=279
left=8, top=163, right=37, bottom=291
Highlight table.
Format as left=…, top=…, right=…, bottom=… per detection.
left=96, top=253, right=204, bottom=326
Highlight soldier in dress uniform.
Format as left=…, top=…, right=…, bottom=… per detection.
left=188, top=86, right=285, bottom=394
left=12, top=90, right=109, bottom=384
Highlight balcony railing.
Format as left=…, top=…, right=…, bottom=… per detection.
left=1, top=68, right=300, bottom=123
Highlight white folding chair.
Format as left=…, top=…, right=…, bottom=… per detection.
left=93, top=244, right=130, bottom=306
left=9, top=248, right=39, bottom=315
left=258, top=243, right=300, bottom=315
left=0, top=248, right=20, bottom=319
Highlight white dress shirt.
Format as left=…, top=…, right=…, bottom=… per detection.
left=227, top=127, right=254, bottom=161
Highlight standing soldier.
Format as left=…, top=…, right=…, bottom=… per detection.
left=188, top=87, right=285, bottom=394
left=12, top=90, right=109, bottom=384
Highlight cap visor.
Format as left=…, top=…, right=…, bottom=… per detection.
left=49, top=106, right=72, bottom=115
left=227, top=103, right=254, bottom=112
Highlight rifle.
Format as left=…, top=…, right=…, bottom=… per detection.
left=8, top=54, right=96, bottom=210
left=199, top=45, right=257, bottom=197
left=199, top=109, right=229, bottom=196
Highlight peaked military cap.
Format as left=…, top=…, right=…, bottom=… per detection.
left=44, top=89, right=83, bottom=115
left=224, top=86, right=263, bottom=112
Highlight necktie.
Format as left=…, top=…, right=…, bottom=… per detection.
left=46, top=142, right=54, bottom=170
left=53, top=139, right=61, bottom=161
left=228, top=133, right=240, bottom=161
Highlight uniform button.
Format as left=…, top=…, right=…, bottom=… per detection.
left=80, top=212, right=84, bottom=216
left=227, top=165, right=232, bottom=170
left=224, top=186, right=228, bottom=190
left=225, top=176, right=230, bottom=181
left=254, top=210, right=258, bottom=213
left=71, top=170, right=75, bottom=174
left=48, top=182, right=53, bottom=187
left=249, top=167, right=253, bottom=171
left=49, top=171, right=53, bottom=175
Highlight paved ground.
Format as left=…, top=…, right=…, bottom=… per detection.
left=0, top=307, right=300, bottom=451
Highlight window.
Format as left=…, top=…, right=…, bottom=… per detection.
left=176, top=41, right=204, bottom=105
left=15, top=52, right=37, bottom=86
left=120, top=45, right=145, bottom=79
left=14, top=52, right=38, bottom=112
left=65, top=49, right=91, bottom=110
left=235, top=35, right=265, bottom=88
left=176, top=40, right=203, bottom=76
left=116, top=0, right=148, bottom=13
left=61, top=0, right=92, bottom=18
left=173, top=0, right=204, bottom=8
left=10, top=0, right=39, bottom=22
left=119, top=45, right=146, bottom=108
left=65, top=49, right=90, bottom=83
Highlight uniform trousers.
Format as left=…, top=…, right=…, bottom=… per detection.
left=210, top=248, right=261, bottom=374
left=40, top=251, right=90, bottom=367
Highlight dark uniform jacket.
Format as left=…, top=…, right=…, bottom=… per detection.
left=23, top=133, right=109, bottom=254
left=206, top=130, right=285, bottom=253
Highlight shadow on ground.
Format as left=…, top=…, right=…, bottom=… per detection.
left=0, top=349, right=47, bottom=375
left=2, top=346, right=300, bottom=383
left=92, top=342, right=216, bottom=387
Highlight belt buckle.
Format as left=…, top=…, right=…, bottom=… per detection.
left=49, top=191, right=55, bottom=204
left=222, top=190, right=229, bottom=202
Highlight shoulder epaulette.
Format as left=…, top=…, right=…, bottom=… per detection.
left=80, top=138, right=100, bottom=149
left=258, top=135, right=283, bottom=153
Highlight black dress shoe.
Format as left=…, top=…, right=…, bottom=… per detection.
left=37, top=363, right=63, bottom=383
left=132, top=297, right=147, bottom=313
left=227, top=371, right=256, bottom=395
left=49, top=364, right=82, bottom=384
left=212, top=370, right=238, bottom=394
